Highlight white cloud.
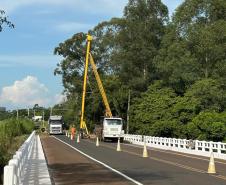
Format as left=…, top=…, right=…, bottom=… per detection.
left=0, top=76, right=65, bottom=108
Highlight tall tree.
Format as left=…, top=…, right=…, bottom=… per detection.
left=116, top=0, right=168, bottom=92
left=155, top=0, right=226, bottom=93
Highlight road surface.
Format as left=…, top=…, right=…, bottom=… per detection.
left=41, top=136, right=133, bottom=185
left=41, top=135, right=226, bottom=185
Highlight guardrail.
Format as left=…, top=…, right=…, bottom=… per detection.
left=124, top=134, right=226, bottom=160
left=3, top=131, right=36, bottom=185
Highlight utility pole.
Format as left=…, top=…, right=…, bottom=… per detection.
left=50, top=107, right=53, bottom=116
left=126, top=90, right=131, bottom=134
left=42, top=110, right=45, bottom=126
left=27, top=108, right=30, bottom=117
left=16, top=109, right=19, bottom=120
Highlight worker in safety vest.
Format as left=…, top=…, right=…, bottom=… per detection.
left=71, top=125, right=76, bottom=140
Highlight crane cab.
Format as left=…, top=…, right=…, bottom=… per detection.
left=102, top=117, right=124, bottom=141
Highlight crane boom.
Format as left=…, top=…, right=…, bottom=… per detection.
left=79, top=35, right=92, bottom=135
left=79, top=34, right=113, bottom=136
left=89, top=54, right=113, bottom=117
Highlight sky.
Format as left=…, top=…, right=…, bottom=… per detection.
left=0, top=0, right=183, bottom=110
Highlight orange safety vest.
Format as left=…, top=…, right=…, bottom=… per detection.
left=71, top=127, right=76, bottom=136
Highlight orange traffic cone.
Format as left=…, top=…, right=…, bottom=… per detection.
left=116, top=138, right=121, bottom=151
left=142, top=141, right=148, bottom=158
left=77, top=134, right=80, bottom=143
left=208, top=152, right=216, bottom=174
left=96, top=137, right=99, bottom=147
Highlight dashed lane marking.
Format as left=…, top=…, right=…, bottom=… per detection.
left=87, top=139, right=226, bottom=165
left=84, top=139, right=226, bottom=182
left=122, top=142, right=226, bottom=165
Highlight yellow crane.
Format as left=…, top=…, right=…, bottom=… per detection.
left=89, top=54, right=112, bottom=117
left=80, top=34, right=113, bottom=135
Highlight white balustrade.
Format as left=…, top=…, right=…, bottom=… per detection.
left=124, top=134, right=226, bottom=160
left=3, top=131, right=36, bottom=185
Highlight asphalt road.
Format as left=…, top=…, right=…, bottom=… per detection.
left=52, top=135, right=226, bottom=185
left=41, top=136, right=134, bottom=185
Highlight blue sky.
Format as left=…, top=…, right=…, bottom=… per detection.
left=0, top=0, right=183, bottom=110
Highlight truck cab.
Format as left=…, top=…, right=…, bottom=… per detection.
left=48, top=115, right=63, bottom=134
left=102, top=117, right=124, bottom=141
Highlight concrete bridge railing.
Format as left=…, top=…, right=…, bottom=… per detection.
left=3, top=131, right=36, bottom=185
left=124, top=134, right=226, bottom=160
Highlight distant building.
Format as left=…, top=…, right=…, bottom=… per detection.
left=0, top=107, right=6, bottom=112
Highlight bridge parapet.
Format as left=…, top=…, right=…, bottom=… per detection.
left=124, top=134, right=226, bottom=160
left=3, top=131, right=51, bottom=185
left=3, top=131, right=35, bottom=185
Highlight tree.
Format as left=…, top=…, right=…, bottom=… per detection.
left=185, top=78, right=226, bottom=112
left=154, top=24, right=199, bottom=94
left=116, top=0, right=169, bottom=92
left=0, top=10, right=14, bottom=32
left=155, top=0, right=226, bottom=93
left=129, top=78, right=226, bottom=138
left=54, top=32, right=87, bottom=96
left=130, top=81, right=178, bottom=135
left=187, top=112, right=226, bottom=141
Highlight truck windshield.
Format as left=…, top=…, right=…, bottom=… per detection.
left=106, top=119, right=122, bottom=125
left=50, top=120, right=62, bottom=124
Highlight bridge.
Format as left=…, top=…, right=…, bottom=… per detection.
left=3, top=131, right=226, bottom=185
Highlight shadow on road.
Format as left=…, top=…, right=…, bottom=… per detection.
left=48, top=163, right=132, bottom=185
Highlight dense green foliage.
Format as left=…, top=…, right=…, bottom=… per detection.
left=130, top=79, right=226, bottom=141
left=54, top=0, right=226, bottom=141
left=0, top=119, right=34, bottom=183
left=0, top=111, right=12, bottom=121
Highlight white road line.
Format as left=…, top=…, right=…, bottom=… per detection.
left=53, top=136, right=143, bottom=185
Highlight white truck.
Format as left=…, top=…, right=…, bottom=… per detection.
left=102, top=117, right=124, bottom=141
left=32, top=116, right=42, bottom=122
left=48, top=115, right=64, bottom=134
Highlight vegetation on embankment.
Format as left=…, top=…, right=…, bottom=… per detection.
left=0, top=118, right=34, bottom=184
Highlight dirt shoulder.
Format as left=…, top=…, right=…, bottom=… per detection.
left=40, top=136, right=132, bottom=185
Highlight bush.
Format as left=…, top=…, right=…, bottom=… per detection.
left=187, top=112, right=226, bottom=141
